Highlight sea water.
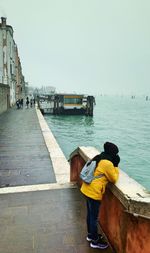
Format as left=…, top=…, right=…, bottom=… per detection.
left=44, top=95, right=150, bottom=191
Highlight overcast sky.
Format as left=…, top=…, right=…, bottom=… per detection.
left=0, top=0, right=150, bottom=95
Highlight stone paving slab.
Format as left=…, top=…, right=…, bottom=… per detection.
left=0, top=107, right=56, bottom=187
left=0, top=187, right=113, bottom=253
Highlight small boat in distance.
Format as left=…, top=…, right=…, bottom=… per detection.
left=37, top=93, right=95, bottom=116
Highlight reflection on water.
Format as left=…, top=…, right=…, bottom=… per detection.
left=44, top=95, right=150, bottom=190
left=46, top=114, right=94, bottom=127
left=84, top=116, right=94, bottom=126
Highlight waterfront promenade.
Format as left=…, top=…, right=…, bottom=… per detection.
left=0, top=106, right=56, bottom=187
left=0, top=106, right=112, bottom=253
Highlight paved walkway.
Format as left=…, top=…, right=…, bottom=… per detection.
left=0, top=106, right=56, bottom=187
left=0, top=187, right=113, bottom=253
left=0, top=106, right=113, bottom=253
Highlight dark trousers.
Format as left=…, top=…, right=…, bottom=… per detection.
left=86, top=197, right=101, bottom=240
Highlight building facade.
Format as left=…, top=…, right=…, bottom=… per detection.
left=0, top=17, right=26, bottom=113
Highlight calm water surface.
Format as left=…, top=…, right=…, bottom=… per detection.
left=44, top=95, right=150, bottom=191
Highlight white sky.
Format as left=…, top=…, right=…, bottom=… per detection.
left=0, top=0, right=150, bottom=95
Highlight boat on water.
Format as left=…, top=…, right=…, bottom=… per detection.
left=37, top=93, right=95, bottom=116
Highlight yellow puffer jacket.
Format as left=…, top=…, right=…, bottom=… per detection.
left=80, top=159, right=119, bottom=200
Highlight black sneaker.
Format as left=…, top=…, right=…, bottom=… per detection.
left=90, top=238, right=108, bottom=249
left=86, top=234, right=103, bottom=242
left=86, top=236, right=92, bottom=242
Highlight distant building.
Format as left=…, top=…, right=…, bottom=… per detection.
left=28, top=86, right=35, bottom=96
left=25, top=82, right=29, bottom=96
left=0, top=17, right=26, bottom=113
left=38, top=86, right=56, bottom=95
left=15, top=46, right=26, bottom=100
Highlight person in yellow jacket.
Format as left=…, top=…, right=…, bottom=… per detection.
left=80, top=142, right=120, bottom=250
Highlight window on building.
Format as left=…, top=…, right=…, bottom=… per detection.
left=64, top=97, right=82, bottom=104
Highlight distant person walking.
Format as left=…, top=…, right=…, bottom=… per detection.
left=33, top=98, right=36, bottom=106
left=30, top=98, right=33, bottom=107
left=20, top=98, right=24, bottom=108
left=26, top=97, right=29, bottom=108
left=16, top=99, right=20, bottom=109
left=80, top=142, right=120, bottom=250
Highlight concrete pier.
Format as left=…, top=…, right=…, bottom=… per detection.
left=0, top=107, right=112, bottom=253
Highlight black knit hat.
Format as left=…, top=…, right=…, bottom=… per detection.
left=104, top=142, right=119, bottom=156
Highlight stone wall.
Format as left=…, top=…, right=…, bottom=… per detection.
left=0, top=83, right=10, bottom=114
